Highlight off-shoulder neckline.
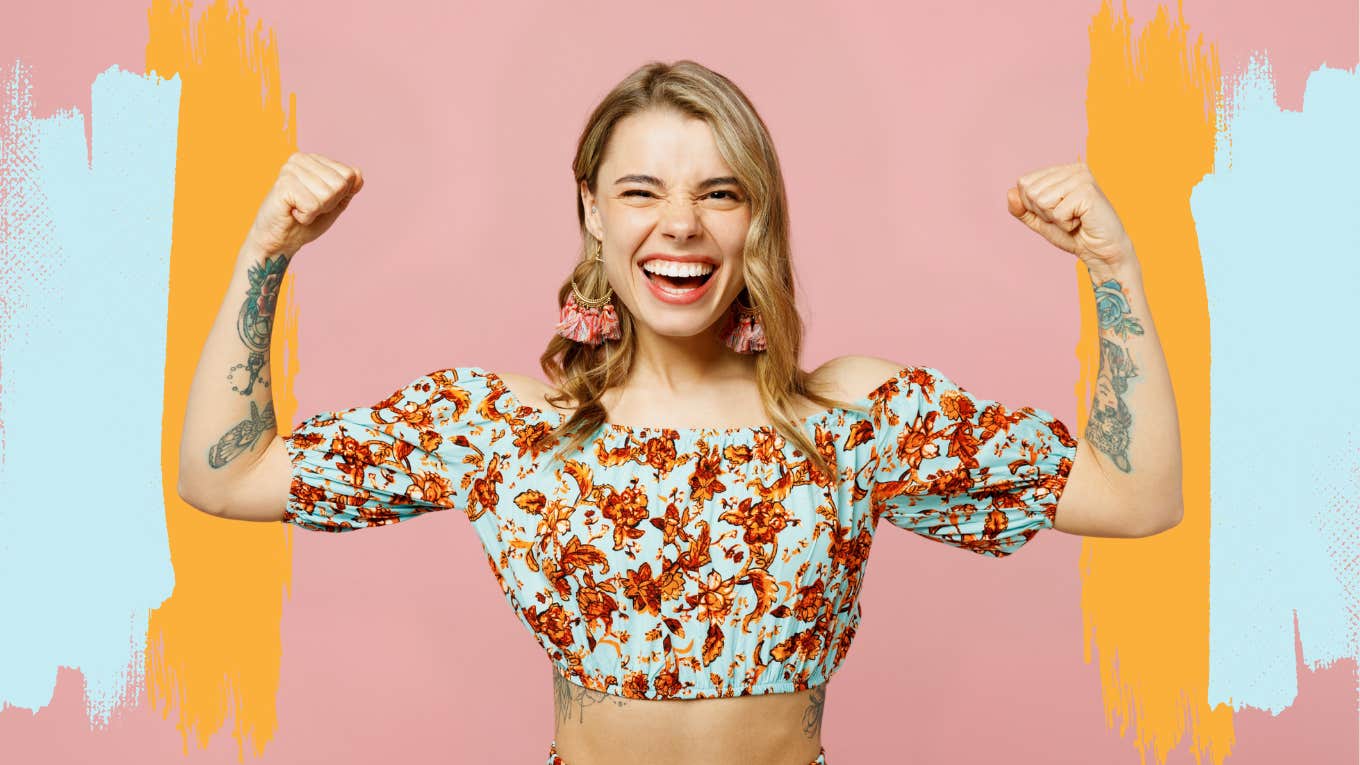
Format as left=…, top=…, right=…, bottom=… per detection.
left=472, top=364, right=914, bottom=437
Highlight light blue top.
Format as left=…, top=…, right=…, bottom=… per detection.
left=283, top=364, right=1076, bottom=699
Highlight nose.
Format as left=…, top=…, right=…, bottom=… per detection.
left=658, top=199, right=702, bottom=242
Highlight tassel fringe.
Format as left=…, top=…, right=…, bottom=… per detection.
left=721, top=307, right=767, bottom=354
left=555, top=292, right=622, bottom=346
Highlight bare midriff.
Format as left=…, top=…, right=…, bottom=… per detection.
left=550, top=667, right=826, bottom=765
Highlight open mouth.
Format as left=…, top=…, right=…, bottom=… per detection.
left=641, top=268, right=716, bottom=291
left=638, top=260, right=718, bottom=295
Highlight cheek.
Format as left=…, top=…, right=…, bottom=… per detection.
left=601, top=258, right=630, bottom=294
left=711, top=260, right=747, bottom=306
left=604, top=228, right=650, bottom=265
left=721, top=254, right=745, bottom=285
left=723, top=221, right=751, bottom=259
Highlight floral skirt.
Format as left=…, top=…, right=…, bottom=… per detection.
left=545, top=740, right=828, bottom=764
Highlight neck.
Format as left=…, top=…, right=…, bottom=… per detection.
left=625, top=321, right=756, bottom=396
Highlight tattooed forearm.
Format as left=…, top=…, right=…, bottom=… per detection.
left=1086, top=277, right=1144, bottom=472
left=553, top=666, right=630, bottom=726
left=800, top=684, right=826, bottom=739
left=207, top=399, right=277, bottom=468
left=231, top=254, right=288, bottom=396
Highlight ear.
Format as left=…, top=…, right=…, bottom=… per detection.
left=580, top=180, right=602, bottom=239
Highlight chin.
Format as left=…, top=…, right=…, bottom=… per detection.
left=624, top=273, right=738, bottom=336
left=632, top=311, right=726, bottom=340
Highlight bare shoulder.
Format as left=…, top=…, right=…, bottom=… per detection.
left=808, top=354, right=913, bottom=400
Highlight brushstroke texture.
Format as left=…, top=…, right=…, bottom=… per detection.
left=144, top=0, right=301, bottom=757
left=1191, top=55, right=1360, bottom=716
left=0, top=60, right=180, bottom=726
left=1080, top=3, right=1232, bottom=763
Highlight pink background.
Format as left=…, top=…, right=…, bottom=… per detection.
left=1, top=0, right=1356, bottom=762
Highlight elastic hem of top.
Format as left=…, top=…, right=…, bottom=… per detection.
left=552, top=663, right=835, bottom=700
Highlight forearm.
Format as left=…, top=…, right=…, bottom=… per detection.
left=177, top=237, right=293, bottom=511
left=1084, top=255, right=1184, bottom=532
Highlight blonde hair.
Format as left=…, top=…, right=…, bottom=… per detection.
left=539, top=59, right=860, bottom=477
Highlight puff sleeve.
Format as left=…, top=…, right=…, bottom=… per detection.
left=869, top=365, right=1077, bottom=557
left=283, top=366, right=506, bottom=532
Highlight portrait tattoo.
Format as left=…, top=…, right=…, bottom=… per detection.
left=230, top=254, right=288, bottom=396
left=1087, top=277, right=1143, bottom=472
left=553, top=666, right=630, bottom=726
left=208, top=399, right=276, bottom=468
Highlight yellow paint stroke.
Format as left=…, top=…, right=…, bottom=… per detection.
left=1080, top=2, right=1230, bottom=764
left=146, top=0, right=299, bottom=757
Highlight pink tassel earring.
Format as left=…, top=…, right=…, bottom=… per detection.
left=721, top=292, right=767, bottom=353
left=554, top=235, right=621, bottom=346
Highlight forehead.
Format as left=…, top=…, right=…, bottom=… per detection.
left=601, top=109, right=733, bottom=180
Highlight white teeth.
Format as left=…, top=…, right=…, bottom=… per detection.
left=642, top=260, right=715, bottom=278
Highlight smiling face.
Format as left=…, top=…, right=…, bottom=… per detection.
left=580, top=108, right=752, bottom=342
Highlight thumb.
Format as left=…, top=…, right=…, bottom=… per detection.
left=1007, top=188, right=1075, bottom=251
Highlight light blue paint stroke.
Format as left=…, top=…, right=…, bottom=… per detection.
left=0, top=61, right=180, bottom=728
left=1192, top=54, right=1360, bottom=715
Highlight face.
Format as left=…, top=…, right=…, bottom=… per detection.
left=580, top=109, right=751, bottom=341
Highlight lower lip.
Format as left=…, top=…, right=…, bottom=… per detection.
left=639, top=264, right=717, bottom=305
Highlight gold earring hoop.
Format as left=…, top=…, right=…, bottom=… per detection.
left=555, top=232, right=622, bottom=346
left=569, top=236, right=613, bottom=306
left=733, top=290, right=758, bottom=315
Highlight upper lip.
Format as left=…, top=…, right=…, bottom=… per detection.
left=638, top=253, right=720, bottom=266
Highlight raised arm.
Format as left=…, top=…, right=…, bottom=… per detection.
left=1056, top=256, right=1184, bottom=537
left=176, top=153, right=363, bottom=520
left=1006, top=162, right=1184, bottom=538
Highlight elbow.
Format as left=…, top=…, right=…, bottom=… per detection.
left=176, top=484, right=208, bottom=514
left=177, top=480, right=224, bottom=518
left=1134, top=498, right=1184, bottom=537
left=1145, top=513, right=1182, bottom=537
left=176, top=462, right=207, bottom=512
left=175, top=476, right=197, bottom=508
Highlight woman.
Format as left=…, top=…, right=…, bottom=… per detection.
left=177, top=60, right=1183, bottom=765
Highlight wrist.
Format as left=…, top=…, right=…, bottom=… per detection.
left=1086, top=252, right=1141, bottom=287
left=239, top=234, right=297, bottom=264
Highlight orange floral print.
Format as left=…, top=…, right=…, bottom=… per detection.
left=284, top=364, right=1075, bottom=700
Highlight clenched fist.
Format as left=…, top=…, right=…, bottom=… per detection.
left=247, top=152, right=364, bottom=255
left=1006, top=162, right=1135, bottom=278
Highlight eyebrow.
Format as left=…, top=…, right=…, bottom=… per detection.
left=613, top=174, right=741, bottom=191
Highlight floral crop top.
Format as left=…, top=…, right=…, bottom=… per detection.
left=283, top=365, right=1076, bottom=700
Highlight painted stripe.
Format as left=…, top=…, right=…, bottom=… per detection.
left=0, top=60, right=180, bottom=725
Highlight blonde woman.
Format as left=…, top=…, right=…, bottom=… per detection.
left=178, top=60, right=1182, bottom=765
